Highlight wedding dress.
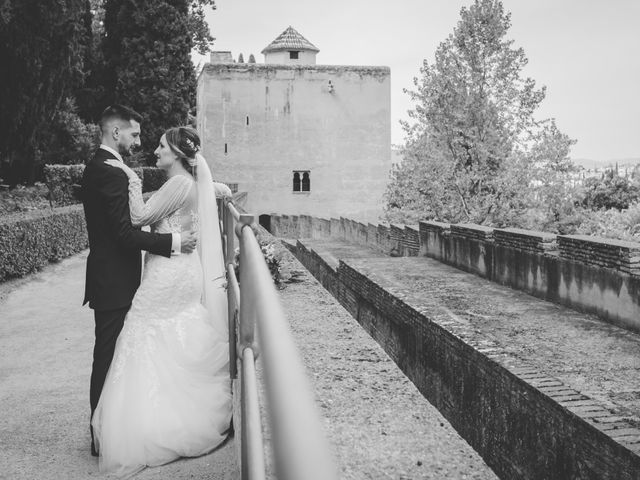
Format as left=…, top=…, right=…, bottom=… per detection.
left=92, top=157, right=231, bottom=478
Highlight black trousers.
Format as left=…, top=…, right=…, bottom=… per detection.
left=90, top=305, right=129, bottom=417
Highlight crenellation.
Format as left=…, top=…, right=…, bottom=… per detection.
left=451, top=223, right=495, bottom=241
left=494, top=228, right=558, bottom=254
left=402, top=225, right=420, bottom=256
left=558, top=235, right=640, bottom=275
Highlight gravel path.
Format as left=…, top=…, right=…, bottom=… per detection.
left=0, top=252, right=238, bottom=480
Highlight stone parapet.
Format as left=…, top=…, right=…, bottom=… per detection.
left=451, top=223, right=494, bottom=241
left=268, top=213, right=640, bottom=332
left=558, top=235, right=640, bottom=275
left=420, top=220, right=451, bottom=233
left=494, top=228, right=557, bottom=254
left=402, top=225, right=420, bottom=256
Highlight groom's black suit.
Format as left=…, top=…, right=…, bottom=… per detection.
left=82, top=147, right=172, bottom=435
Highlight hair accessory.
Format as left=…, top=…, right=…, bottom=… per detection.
left=185, top=137, right=199, bottom=152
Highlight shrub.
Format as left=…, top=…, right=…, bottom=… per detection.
left=0, top=205, right=88, bottom=282
left=581, top=171, right=640, bottom=211
left=0, top=183, right=50, bottom=215
left=39, top=98, right=101, bottom=166
left=574, top=203, right=640, bottom=241
left=43, top=164, right=85, bottom=206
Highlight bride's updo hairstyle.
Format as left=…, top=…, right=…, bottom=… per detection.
left=164, top=126, right=201, bottom=176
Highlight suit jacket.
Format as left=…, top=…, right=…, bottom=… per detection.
left=82, top=148, right=173, bottom=311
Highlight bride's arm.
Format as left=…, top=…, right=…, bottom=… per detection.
left=104, top=161, right=192, bottom=227
left=129, top=175, right=193, bottom=227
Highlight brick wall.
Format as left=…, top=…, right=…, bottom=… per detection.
left=269, top=214, right=640, bottom=333
left=292, top=239, right=640, bottom=480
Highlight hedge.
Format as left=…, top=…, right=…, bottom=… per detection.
left=0, top=204, right=88, bottom=282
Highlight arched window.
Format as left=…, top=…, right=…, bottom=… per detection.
left=292, top=170, right=310, bottom=193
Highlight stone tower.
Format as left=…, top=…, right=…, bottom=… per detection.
left=197, top=27, right=391, bottom=223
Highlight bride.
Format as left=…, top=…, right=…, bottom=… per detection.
left=91, top=126, right=232, bottom=478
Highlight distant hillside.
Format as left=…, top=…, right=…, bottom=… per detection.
left=571, top=158, right=640, bottom=170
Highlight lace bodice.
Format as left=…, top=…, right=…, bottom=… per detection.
left=154, top=209, right=200, bottom=235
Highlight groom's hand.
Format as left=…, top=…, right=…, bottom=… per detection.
left=180, top=231, right=197, bottom=253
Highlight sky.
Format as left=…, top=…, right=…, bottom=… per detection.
left=196, top=0, right=640, bottom=165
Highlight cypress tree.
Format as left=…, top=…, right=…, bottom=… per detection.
left=0, top=0, right=88, bottom=185
left=101, top=0, right=215, bottom=163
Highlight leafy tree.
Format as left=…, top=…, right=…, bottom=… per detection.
left=581, top=170, right=640, bottom=211
left=528, top=120, right=579, bottom=230
left=238, top=53, right=244, bottom=63
left=386, top=0, right=574, bottom=228
left=99, top=0, right=215, bottom=162
left=39, top=97, right=101, bottom=166
left=248, top=53, right=256, bottom=63
left=0, top=0, right=88, bottom=185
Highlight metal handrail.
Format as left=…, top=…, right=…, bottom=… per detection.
left=219, top=197, right=338, bottom=480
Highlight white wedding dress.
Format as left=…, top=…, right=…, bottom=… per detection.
left=92, top=166, right=232, bottom=478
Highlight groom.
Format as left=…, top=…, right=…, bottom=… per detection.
left=82, top=104, right=197, bottom=456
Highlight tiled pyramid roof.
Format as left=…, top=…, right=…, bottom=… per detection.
left=261, top=26, right=320, bottom=54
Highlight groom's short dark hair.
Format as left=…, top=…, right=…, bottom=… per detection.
left=100, top=104, right=142, bottom=130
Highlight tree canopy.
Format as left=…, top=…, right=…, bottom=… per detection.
left=0, top=0, right=217, bottom=183
left=98, top=0, right=215, bottom=163
left=581, top=170, right=640, bottom=212
left=386, top=0, right=576, bottom=230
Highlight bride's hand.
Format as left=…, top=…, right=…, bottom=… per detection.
left=213, top=182, right=232, bottom=198
left=105, top=159, right=137, bottom=179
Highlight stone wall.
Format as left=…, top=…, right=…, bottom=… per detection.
left=292, top=239, right=640, bottom=480
left=197, top=63, right=391, bottom=223
left=269, top=214, right=640, bottom=333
